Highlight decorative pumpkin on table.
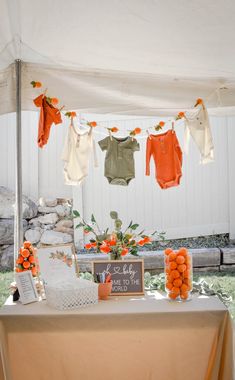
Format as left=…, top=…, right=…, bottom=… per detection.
left=73, top=210, right=163, bottom=260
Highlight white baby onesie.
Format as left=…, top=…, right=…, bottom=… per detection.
left=184, top=104, right=214, bottom=164
left=62, top=119, right=98, bottom=185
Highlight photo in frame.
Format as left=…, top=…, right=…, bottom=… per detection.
left=37, top=244, right=79, bottom=284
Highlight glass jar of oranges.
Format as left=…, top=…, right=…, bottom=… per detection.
left=164, top=247, right=192, bottom=301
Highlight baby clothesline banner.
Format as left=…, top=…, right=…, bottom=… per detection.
left=31, top=81, right=214, bottom=189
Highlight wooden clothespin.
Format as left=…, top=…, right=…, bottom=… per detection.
left=59, top=105, right=65, bottom=112
left=172, top=121, right=175, bottom=133
left=147, top=129, right=152, bottom=139
left=43, top=88, right=48, bottom=97
left=108, top=129, right=113, bottom=141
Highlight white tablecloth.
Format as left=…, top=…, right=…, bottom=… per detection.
left=0, top=292, right=233, bottom=380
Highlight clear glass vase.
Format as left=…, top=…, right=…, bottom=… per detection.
left=164, top=248, right=193, bottom=301
left=109, top=250, right=122, bottom=260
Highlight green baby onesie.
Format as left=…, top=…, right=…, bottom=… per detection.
left=98, top=136, right=140, bottom=186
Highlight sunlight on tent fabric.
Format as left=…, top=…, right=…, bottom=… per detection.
left=1, top=0, right=235, bottom=115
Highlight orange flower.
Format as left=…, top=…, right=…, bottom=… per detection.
left=90, top=242, right=97, bottom=248
left=177, top=111, right=185, bottom=119
left=21, top=249, right=30, bottom=258
left=100, top=245, right=111, bottom=254
left=35, top=82, right=42, bottom=88
left=89, top=121, right=97, bottom=127
left=194, top=98, right=203, bottom=107
left=71, top=111, right=77, bottom=117
left=23, top=261, right=30, bottom=269
left=85, top=243, right=92, bottom=250
left=143, top=236, right=151, bottom=244
left=51, top=98, right=59, bottom=106
left=138, top=239, right=145, bottom=246
left=134, top=127, right=141, bottom=134
left=23, top=241, right=31, bottom=249
left=121, top=248, right=128, bottom=256
left=159, top=121, right=165, bottom=127
left=109, top=239, right=116, bottom=246
left=111, top=127, right=118, bottom=133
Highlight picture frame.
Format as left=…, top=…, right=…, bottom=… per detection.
left=92, top=259, right=144, bottom=296
left=15, top=271, right=39, bottom=305
left=37, top=243, right=79, bottom=284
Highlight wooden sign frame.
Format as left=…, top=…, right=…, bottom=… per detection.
left=92, top=259, right=144, bottom=296
left=15, top=271, right=39, bottom=305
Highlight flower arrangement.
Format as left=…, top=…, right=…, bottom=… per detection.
left=15, top=241, right=38, bottom=277
left=154, top=121, right=165, bottom=131
left=73, top=210, right=161, bottom=260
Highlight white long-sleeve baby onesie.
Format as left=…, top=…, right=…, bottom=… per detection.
left=62, top=119, right=97, bottom=185
left=184, top=103, right=214, bottom=164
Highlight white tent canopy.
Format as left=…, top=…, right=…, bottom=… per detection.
left=1, top=0, right=235, bottom=116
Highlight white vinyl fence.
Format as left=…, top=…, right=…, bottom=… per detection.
left=1, top=112, right=235, bottom=245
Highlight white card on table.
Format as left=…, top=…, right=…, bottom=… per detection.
left=15, top=271, right=39, bottom=305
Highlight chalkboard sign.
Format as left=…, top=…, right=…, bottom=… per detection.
left=92, top=260, right=144, bottom=295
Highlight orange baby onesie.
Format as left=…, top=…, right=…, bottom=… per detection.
left=33, top=94, right=62, bottom=148
left=146, top=130, right=182, bottom=189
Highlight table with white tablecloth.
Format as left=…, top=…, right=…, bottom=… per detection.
left=0, top=292, right=233, bottom=380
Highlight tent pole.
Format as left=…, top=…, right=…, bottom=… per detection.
left=14, top=59, right=23, bottom=264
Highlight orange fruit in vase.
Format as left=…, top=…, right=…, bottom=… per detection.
left=178, top=247, right=188, bottom=257
left=178, top=264, right=187, bottom=273
left=167, top=274, right=174, bottom=283
left=165, top=248, right=173, bottom=256
left=16, top=256, right=24, bottom=264
left=180, top=291, right=189, bottom=300
left=21, top=249, right=30, bottom=258
left=169, top=261, right=177, bottom=270
left=173, top=278, right=182, bottom=288
left=165, top=268, right=171, bottom=275
left=180, top=283, right=188, bottom=293
left=183, top=269, right=190, bottom=279
left=23, top=261, right=30, bottom=269
left=171, top=270, right=180, bottom=279
left=31, top=267, right=37, bottom=276
left=168, top=292, right=178, bottom=300
left=172, top=286, right=180, bottom=295
left=176, top=255, right=185, bottom=264
left=23, top=241, right=31, bottom=249
left=169, top=252, right=177, bottom=261
left=166, top=282, right=173, bottom=290
left=29, top=255, right=35, bottom=263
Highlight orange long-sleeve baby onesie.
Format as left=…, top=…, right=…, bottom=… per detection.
left=146, top=130, right=183, bottom=189
left=34, top=94, right=62, bottom=148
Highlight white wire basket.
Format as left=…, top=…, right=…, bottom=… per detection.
left=45, top=279, right=98, bottom=310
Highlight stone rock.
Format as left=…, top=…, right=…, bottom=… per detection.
left=29, top=217, right=41, bottom=227
left=56, top=219, right=73, bottom=228
left=0, top=244, right=14, bottom=270
left=43, top=224, right=55, bottom=230
left=38, top=197, right=46, bottom=207
left=40, top=230, right=73, bottom=245
left=55, top=205, right=67, bottom=217
left=38, top=206, right=57, bottom=214
left=0, top=219, right=28, bottom=244
left=38, top=213, right=59, bottom=225
left=0, top=186, right=38, bottom=219
left=25, top=229, right=41, bottom=244
left=53, top=226, right=74, bottom=236
left=45, top=198, right=57, bottom=207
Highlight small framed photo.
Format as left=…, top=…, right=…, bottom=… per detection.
left=15, top=271, right=39, bottom=305
left=37, top=244, right=79, bottom=284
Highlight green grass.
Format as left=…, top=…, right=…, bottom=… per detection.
left=1, top=271, right=235, bottom=318
left=0, top=271, right=14, bottom=306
